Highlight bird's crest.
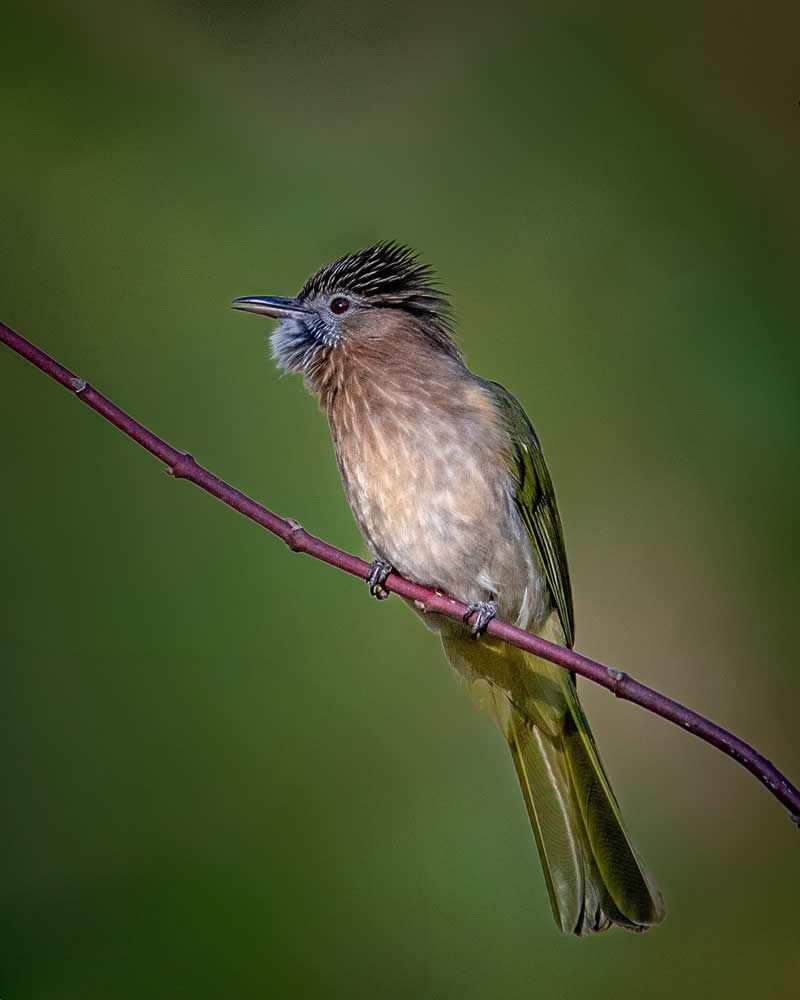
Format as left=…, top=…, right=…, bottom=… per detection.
left=298, top=242, right=453, bottom=326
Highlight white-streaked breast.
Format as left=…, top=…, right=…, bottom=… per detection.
left=330, top=376, right=549, bottom=632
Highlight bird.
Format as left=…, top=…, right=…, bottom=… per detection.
left=233, top=242, right=665, bottom=935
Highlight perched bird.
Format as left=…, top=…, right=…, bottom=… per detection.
left=233, top=242, right=665, bottom=935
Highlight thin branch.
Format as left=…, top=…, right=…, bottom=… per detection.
left=2, top=319, right=799, bottom=826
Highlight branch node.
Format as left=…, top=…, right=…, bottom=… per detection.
left=607, top=667, right=628, bottom=695
left=70, top=376, right=87, bottom=393
left=167, top=452, right=196, bottom=479
left=284, top=518, right=305, bottom=551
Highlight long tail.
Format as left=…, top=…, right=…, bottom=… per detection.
left=442, top=625, right=665, bottom=936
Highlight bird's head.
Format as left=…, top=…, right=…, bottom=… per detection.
left=233, top=242, right=461, bottom=391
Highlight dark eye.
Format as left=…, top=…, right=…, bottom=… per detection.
left=330, top=296, right=350, bottom=315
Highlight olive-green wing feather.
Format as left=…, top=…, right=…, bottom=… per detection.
left=486, top=381, right=575, bottom=647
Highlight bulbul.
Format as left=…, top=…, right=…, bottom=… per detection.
left=233, top=242, right=665, bottom=935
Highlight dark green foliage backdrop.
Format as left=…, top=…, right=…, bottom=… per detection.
left=2, top=2, right=799, bottom=996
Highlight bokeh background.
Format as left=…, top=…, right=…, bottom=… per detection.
left=2, top=1, right=799, bottom=996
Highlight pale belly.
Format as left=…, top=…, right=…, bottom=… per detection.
left=335, top=419, right=550, bottom=631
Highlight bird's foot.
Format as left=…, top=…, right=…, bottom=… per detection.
left=366, top=558, right=393, bottom=600
left=463, top=600, right=497, bottom=639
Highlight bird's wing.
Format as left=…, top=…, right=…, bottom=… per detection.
left=487, top=380, right=575, bottom=648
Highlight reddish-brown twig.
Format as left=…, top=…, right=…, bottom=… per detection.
left=2, top=319, right=798, bottom=826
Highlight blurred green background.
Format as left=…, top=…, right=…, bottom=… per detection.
left=2, top=1, right=799, bottom=996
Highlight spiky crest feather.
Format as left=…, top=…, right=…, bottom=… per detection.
left=298, top=242, right=457, bottom=354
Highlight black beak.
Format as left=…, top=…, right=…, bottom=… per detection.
left=232, top=295, right=310, bottom=319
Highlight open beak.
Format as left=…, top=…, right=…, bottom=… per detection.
left=232, top=295, right=310, bottom=319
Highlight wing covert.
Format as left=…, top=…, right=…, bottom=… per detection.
left=487, top=381, right=575, bottom=648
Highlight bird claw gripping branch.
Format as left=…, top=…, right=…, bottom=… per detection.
left=463, top=600, right=498, bottom=639
left=366, top=558, right=393, bottom=600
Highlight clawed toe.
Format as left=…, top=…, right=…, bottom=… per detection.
left=463, top=600, right=498, bottom=639
left=366, top=558, right=393, bottom=600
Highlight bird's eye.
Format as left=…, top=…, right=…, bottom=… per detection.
left=330, top=296, right=350, bottom=315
